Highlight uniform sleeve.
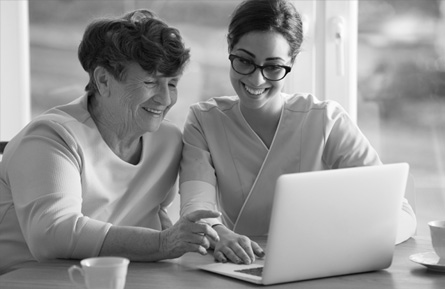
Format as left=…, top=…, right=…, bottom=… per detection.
left=322, top=102, right=416, bottom=242
left=180, top=108, right=217, bottom=185
left=179, top=108, right=221, bottom=225
left=7, top=120, right=111, bottom=261
left=322, top=102, right=382, bottom=168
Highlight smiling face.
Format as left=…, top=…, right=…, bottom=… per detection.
left=230, top=31, right=292, bottom=111
left=105, top=62, right=180, bottom=135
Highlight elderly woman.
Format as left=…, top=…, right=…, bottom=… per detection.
left=0, top=9, right=219, bottom=274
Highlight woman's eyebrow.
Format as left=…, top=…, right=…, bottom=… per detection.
left=265, top=57, right=286, bottom=62
left=235, top=48, right=255, bottom=58
left=235, top=49, right=286, bottom=62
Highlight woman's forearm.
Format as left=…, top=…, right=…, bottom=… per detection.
left=99, top=226, right=170, bottom=261
left=99, top=209, right=222, bottom=261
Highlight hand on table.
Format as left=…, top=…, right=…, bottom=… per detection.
left=159, top=210, right=221, bottom=258
left=212, top=225, right=265, bottom=264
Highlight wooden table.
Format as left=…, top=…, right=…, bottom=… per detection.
left=1, top=236, right=445, bottom=289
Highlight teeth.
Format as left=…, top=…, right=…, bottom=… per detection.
left=245, top=85, right=266, bottom=95
left=144, top=108, right=162, bottom=114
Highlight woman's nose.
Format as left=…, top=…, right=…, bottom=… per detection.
left=248, top=67, right=266, bottom=85
left=153, top=84, right=172, bottom=106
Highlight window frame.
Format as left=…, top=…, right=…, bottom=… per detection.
left=0, top=0, right=31, bottom=141
left=287, top=0, right=358, bottom=122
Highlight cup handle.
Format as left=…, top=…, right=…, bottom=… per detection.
left=68, top=265, right=85, bottom=288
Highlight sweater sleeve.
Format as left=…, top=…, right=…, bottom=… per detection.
left=7, top=120, right=111, bottom=261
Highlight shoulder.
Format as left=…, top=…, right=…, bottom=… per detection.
left=26, top=96, right=91, bottom=140
left=2, top=99, right=90, bottom=170
left=157, top=119, right=182, bottom=141
left=143, top=120, right=183, bottom=162
left=28, top=95, right=90, bottom=130
left=4, top=95, right=94, bottom=158
left=283, top=93, right=347, bottom=118
left=189, top=96, right=239, bottom=113
left=152, top=119, right=183, bottom=153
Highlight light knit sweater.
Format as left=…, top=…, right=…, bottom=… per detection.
left=0, top=94, right=182, bottom=274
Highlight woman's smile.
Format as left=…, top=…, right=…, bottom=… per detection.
left=143, top=107, right=163, bottom=117
left=244, top=83, right=269, bottom=96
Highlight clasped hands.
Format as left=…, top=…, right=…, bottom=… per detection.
left=159, top=210, right=265, bottom=264
left=158, top=210, right=220, bottom=258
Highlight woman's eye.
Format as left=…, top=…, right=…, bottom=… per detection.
left=239, top=58, right=252, bottom=65
left=169, top=78, right=180, bottom=88
left=265, top=65, right=282, bottom=72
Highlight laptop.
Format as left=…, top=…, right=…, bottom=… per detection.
left=199, top=163, right=409, bottom=285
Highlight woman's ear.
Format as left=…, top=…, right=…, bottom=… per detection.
left=93, top=66, right=110, bottom=96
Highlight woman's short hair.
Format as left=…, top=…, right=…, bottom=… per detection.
left=227, top=0, right=303, bottom=63
left=78, top=9, right=190, bottom=95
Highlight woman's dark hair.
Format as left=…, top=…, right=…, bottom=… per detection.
left=227, top=0, right=303, bottom=63
left=78, top=9, right=190, bottom=95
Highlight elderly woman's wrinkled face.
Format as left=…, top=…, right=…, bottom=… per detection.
left=107, top=62, right=180, bottom=134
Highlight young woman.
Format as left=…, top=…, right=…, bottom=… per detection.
left=179, top=0, right=417, bottom=265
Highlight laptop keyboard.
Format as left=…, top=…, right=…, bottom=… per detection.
left=235, top=266, right=264, bottom=277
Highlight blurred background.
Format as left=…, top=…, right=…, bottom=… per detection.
left=28, top=0, right=445, bottom=235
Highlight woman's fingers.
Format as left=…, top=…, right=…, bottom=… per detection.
left=215, top=241, right=253, bottom=264
left=251, top=240, right=265, bottom=258
left=184, top=210, right=221, bottom=242
left=194, top=233, right=211, bottom=249
left=238, top=238, right=256, bottom=263
left=212, top=232, right=264, bottom=265
left=214, top=250, right=228, bottom=263
left=185, top=210, right=221, bottom=222
left=217, top=246, right=242, bottom=264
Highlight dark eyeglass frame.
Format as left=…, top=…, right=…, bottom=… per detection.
left=228, top=54, right=292, bottom=81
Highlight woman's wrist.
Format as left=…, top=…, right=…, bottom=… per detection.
left=209, top=224, right=226, bottom=248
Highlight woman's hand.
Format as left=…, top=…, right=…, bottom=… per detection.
left=158, top=210, right=221, bottom=258
left=212, top=225, right=265, bottom=264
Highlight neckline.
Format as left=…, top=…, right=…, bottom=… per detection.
left=237, top=97, right=285, bottom=150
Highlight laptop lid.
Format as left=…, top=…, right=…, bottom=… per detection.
left=199, top=163, right=409, bottom=285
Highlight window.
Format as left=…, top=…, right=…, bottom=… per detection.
left=357, top=0, right=445, bottom=235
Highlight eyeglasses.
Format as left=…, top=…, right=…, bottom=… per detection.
left=228, top=54, right=292, bottom=81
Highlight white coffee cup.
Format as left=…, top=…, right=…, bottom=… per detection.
left=429, top=220, right=445, bottom=259
left=68, top=257, right=130, bottom=289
